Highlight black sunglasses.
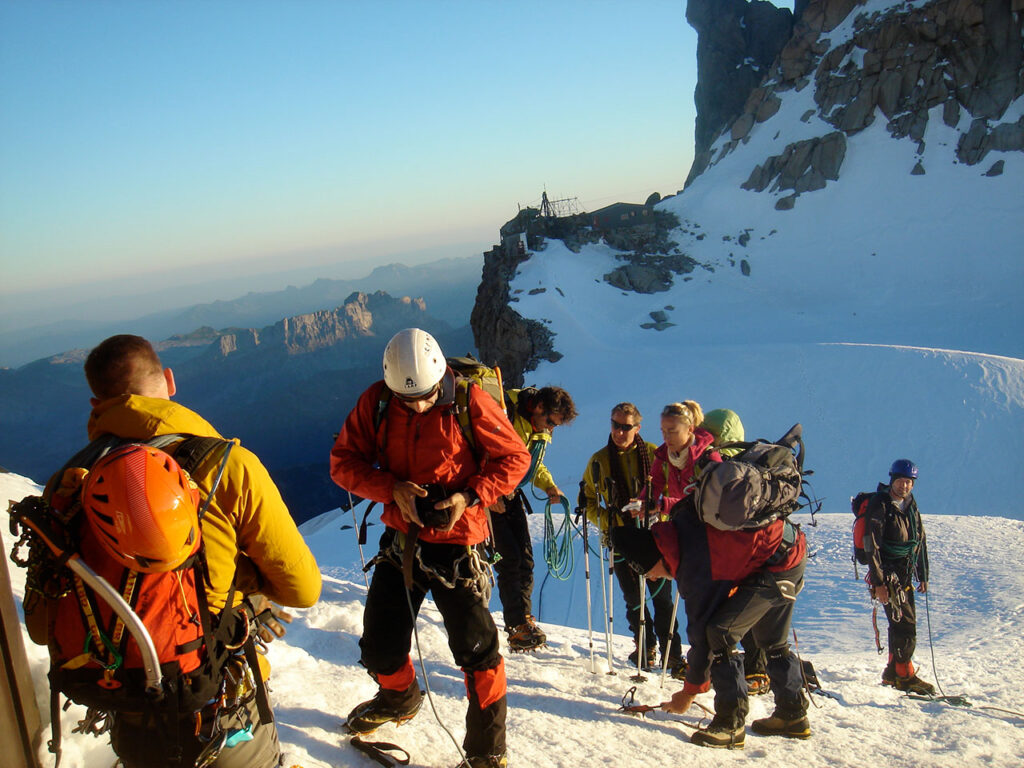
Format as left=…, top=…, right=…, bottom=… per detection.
left=611, top=419, right=638, bottom=432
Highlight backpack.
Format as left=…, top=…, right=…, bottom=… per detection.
left=8, top=433, right=265, bottom=766
left=694, top=423, right=815, bottom=531
left=851, top=491, right=874, bottom=565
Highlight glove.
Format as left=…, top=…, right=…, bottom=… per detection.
left=246, top=594, right=293, bottom=643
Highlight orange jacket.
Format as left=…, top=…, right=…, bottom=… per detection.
left=330, top=378, right=531, bottom=545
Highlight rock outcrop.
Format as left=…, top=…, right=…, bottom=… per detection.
left=689, top=0, right=1024, bottom=195
left=471, top=0, right=1023, bottom=382
left=686, top=0, right=800, bottom=158
left=471, top=234, right=559, bottom=389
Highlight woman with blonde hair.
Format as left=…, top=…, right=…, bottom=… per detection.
left=643, top=400, right=721, bottom=519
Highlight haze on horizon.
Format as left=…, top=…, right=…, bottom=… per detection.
left=0, top=0, right=788, bottom=318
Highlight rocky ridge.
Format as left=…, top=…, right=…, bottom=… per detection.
left=470, top=0, right=1023, bottom=385
left=690, top=0, right=1024, bottom=205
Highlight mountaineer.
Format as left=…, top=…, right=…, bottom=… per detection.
left=330, top=328, right=530, bottom=768
left=864, top=459, right=935, bottom=695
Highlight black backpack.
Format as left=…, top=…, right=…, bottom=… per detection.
left=694, top=423, right=818, bottom=530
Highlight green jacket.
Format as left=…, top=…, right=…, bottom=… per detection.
left=505, top=388, right=555, bottom=492
left=582, top=439, right=658, bottom=534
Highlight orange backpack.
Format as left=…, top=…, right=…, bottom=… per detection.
left=8, top=434, right=264, bottom=766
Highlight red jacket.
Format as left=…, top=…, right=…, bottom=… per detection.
left=330, top=378, right=531, bottom=545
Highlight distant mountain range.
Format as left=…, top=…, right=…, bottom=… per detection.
left=0, top=257, right=480, bottom=368
left=0, top=259, right=482, bottom=521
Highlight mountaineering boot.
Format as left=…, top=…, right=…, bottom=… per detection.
left=893, top=674, right=935, bottom=695
left=689, top=716, right=745, bottom=750
left=881, top=665, right=897, bottom=686
left=459, top=754, right=508, bottom=767
left=507, top=615, right=545, bottom=652
left=344, top=682, right=423, bottom=734
left=751, top=711, right=812, bottom=739
left=628, top=641, right=657, bottom=670
left=667, top=654, right=688, bottom=680
left=746, top=672, right=770, bottom=695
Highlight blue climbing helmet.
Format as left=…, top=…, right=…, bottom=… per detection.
left=889, top=458, right=919, bottom=480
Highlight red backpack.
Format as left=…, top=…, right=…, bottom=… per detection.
left=851, top=491, right=875, bottom=568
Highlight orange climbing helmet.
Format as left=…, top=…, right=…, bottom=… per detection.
left=81, top=443, right=201, bottom=573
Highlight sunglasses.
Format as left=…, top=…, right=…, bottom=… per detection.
left=611, top=419, right=638, bottom=432
left=393, top=384, right=438, bottom=403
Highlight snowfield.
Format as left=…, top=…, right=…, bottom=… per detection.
left=4, top=471, right=1023, bottom=767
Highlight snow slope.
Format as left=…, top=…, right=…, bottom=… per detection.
left=4, top=472, right=1023, bottom=768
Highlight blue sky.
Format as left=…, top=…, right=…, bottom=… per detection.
left=0, top=0, right=711, bottom=299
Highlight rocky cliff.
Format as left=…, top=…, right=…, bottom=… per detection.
left=470, top=0, right=1023, bottom=385
left=471, top=230, right=560, bottom=389
left=207, top=291, right=431, bottom=361
left=689, top=0, right=1024, bottom=196
left=686, top=0, right=804, bottom=158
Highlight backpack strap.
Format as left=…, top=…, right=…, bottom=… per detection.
left=451, top=377, right=479, bottom=454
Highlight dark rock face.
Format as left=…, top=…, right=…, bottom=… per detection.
left=470, top=237, right=559, bottom=389
left=689, top=0, right=1024, bottom=195
left=686, top=0, right=797, bottom=158
left=472, top=0, right=1024, bottom=384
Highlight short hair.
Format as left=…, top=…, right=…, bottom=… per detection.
left=612, top=402, right=642, bottom=422
left=661, top=400, right=704, bottom=428
left=84, top=334, right=164, bottom=400
left=535, top=386, right=578, bottom=425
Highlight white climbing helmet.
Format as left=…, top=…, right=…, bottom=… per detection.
left=382, top=328, right=447, bottom=398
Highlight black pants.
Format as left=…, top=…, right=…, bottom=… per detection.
left=490, top=491, right=535, bottom=627
left=742, top=630, right=766, bottom=676
left=883, top=583, right=917, bottom=664
left=361, top=530, right=506, bottom=758
left=612, top=555, right=681, bottom=659
left=705, top=560, right=806, bottom=727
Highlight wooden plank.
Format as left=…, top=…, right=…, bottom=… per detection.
left=0, top=540, right=43, bottom=768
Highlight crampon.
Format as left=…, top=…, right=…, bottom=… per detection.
left=617, top=686, right=713, bottom=729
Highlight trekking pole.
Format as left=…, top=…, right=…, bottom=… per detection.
left=634, top=568, right=648, bottom=683
left=631, top=475, right=656, bottom=683
left=597, top=528, right=613, bottom=671
left=576, top=480, right=596, bottom=673
left=632, top=489, right=649, bottom=683
left=660, top=587, right=681, bottom=689
left=590, top=460, right=613, bottom=674
left=604, top=476, right=618, bottom=675
left=347, top=488, right=370, bottom=589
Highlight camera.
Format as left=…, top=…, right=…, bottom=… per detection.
left=414, top=484, right=452, bottom=529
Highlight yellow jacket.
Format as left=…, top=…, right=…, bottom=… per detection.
left=82, top=395, right=322, bottom=612
left=582, top=439, right=658, bottom=534
left=505, top=388, right=555, bottom=492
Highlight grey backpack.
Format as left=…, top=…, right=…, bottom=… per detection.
left=695, top=423, right=807, bottom=531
